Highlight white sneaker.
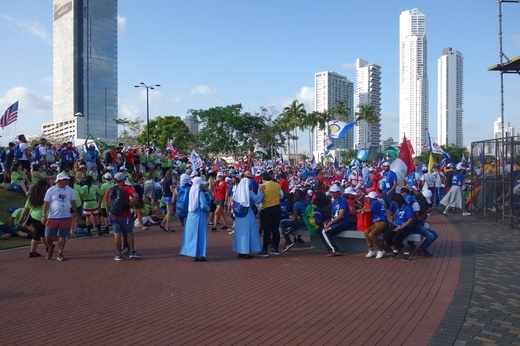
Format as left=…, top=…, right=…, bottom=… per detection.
left=462, top=212, right=471, bottom=216
left=376, top=250, right=386, bottom=259
left=366, top=250, right=377, bottom=258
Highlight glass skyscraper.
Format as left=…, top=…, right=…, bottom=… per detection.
left=43, top=0, right=118, bottom=142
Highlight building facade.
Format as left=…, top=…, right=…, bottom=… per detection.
left=314, top=71, right=354, bottom=154
left=355, top=58, right=382, bottom=153
left=184, top=115, right=199, bottom=135
left=44, top=0, right=118, bottom=142
left=399, top=8, right=428, bottom=155
left=437, top=48, right=464, bottom=147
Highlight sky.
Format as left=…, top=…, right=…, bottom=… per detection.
left=1, top=0, right=519, bottom=152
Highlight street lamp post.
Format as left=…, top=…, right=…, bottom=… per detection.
left=134, top=82, right=160, bottom=150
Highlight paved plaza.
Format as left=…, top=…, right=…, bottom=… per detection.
left=1, top=211, right=519, bottom=345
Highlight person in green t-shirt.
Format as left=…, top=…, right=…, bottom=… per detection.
left=18, top=180, right=49, bottom=257
left=99, top=173, right=114, bottom=234
left=80, top=176, right=102, bottom=236
left=10, top=162, right=32, bottom=195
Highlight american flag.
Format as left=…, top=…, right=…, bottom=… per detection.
left=1, top=101, right=18, bottom=129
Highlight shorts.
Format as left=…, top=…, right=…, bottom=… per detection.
left=210, top=202, right=217, bottom=213
left=111, top=217, right=134, bottom=235
left=26, top=215, right=45, bottom=241
left=45, top=218, right=73, bottom=238
left=0, top=224, right=18, bottom=237
left=164, top=197, right=173, bottom=206
left=135, top=200, right=145, bottom=210
left=83, top=206, right=99, bottom=216
left=214, top=199, right=224, bottom=207
left=144, top=183, right=155, bottom=199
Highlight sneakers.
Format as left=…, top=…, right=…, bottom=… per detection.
left=390, top=251, right=400, bottom=260
left=283, top=226, right=295, bottom=235
left=443, top=211, right=449, bottom=215
left=326, top=252, right=341, bottom=257
left=366, top=250, right=377, bottom=258
left=208, top=222, right=214, bottom=226
left=258, top=251, right=269, bottom=257
left=221, top=226, right=228, bottom=230
left=462, top=212, right=471, bottom=216
left=210, top=227, right=217, bottom=232
left=114, top=254, right=124, bottom=261
left=46, top=245, right=55, bottom=260
left=129, top=251, right=141, bottom=259
left=29, top=252, right=42, bottom=258
left=228, top=229, right=234, bottom=235
left=57, top=254, right=65, bottom=261
left=121, top=248, right=130, bottom=255
left=283, top=243, right=294, bottom=252
left=375, top=250, right=386, bottom=259
left=402, top=253, right=411, bottom=261
left=270, top=249, right=280, bottom=255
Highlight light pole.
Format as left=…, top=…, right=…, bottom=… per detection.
left=134, top=82, right=160, bottom=149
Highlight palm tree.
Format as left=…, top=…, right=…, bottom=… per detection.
left=355, top=104, right=379, bottom=152
left=333, top=99, right=351, bottom=122
left=282, top=100, right=306, bottom=165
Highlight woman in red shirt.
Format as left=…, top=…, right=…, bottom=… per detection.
left=211, top=172, right=229, bottom=231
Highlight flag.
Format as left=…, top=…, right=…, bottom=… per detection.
left=357, top=149, right=368, bottom=162
left=428, top=132, right=449, bottom=160
left=461, top=153, right=467, bottom=165
left=390, top=134, right=415, bottom=182
left=90, top=135, right=112, bottom=152
left=328, top=120, right=355, bottom=139
left=385, top=146, right=399, bottom=159
left=324, top=132, right=334, bottom=155
left=428, top=153, right=434, bottom=173
left=310, top=155, right=315, bottom=166
left=333, top=156, right=339, bottom=170
left=0, top=101, right=18, bottom=129
left=214, top=157, right=222, bottom=171
left=254, top=142, right=268, bottom=155
left=189, top=150, right=202, bottom=170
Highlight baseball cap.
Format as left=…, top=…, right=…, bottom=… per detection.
left=120, top=166, right=128, bottom=171
left=422, top=189, right=433, bottom=204
left=382, top=162, right=390, bottom=167
left=307, top=189, right=314, bottom=196
left=103, top=173, right=113, bottom=180
left=456, top=164, right=464, bottom=170
left=366, top=191, right=379, bottom=199
left=55, top=172, right=70, bottom=182
left=329, top=185, right=341, bottom=193
left=217, top=172, right=224, bottom=177
left=114, top=172, right=126, bottom=181
left=343, top=187, right=357, bottom=195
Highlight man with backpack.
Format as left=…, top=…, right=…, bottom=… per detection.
left=1, top=142, right=15, bottom=183
left=32, top=138, right=48, bottom=168
left=105, top=172, right=140, bottom=261
left=15, top=134, right=31, bottom=172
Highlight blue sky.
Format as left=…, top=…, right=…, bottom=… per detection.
left=1, top=0, right=519, bottom=151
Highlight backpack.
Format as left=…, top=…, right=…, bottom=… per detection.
left=108, top=185, right=129, bottom=215
left=232, top=200, right=249, bottom=218
left=302, top=203, right=324, bottom=236
left=13, top=144, right=23, bottom=159
left=31, top=145, right=42, bottom=162
left=175, top=186, right=190, bottom=218
left=406, top=172, right=417, bottom=187
left=364, top=174, right=372, bottom=188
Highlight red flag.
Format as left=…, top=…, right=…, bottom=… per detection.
left=390, top=134, right=415, bottom=181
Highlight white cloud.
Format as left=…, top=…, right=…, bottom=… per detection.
left=2, top=15, right=50, bottom=44
left=172, top=95, right=182, bottom=103
left=1, top=87, right=51, bottom=112
left=190, top=85, right=218, bottom=100
left=296, top=86, right=315, bottom=112
left=118, top=15, right=127, bottom=35
left=342, top=62, right=356, bottom=70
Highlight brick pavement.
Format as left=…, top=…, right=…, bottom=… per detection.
left=0, top=212, right=516, bottom=345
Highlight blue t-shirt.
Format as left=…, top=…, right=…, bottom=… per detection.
left=331, top=197, right=350, bottom=227
left=451, top=172, right=463, bottom=186
left=370, top=199, right=388, bottom=223
left=293, top=200, right=310, bottom=219
left=393, top=204, right=415, bottom=227
left=381, top=170, right=398, bottom=194
left=249, top=178, right=259, bottom=194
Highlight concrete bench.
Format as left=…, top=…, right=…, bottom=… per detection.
left=292, top=228, right=422, bottom=253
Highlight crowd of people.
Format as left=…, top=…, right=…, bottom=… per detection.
left=1, top=133, right=477, bottom=262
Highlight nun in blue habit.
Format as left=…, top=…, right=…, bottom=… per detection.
left=233, top=177, right=264, bottom=258
left=180, top=176, right=210, bottom=261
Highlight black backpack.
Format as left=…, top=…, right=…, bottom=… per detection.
left=108, top=186, right=129, bottom=215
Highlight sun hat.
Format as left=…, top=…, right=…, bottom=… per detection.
left=55, top=172, right=70, bottom=182
left=422, top=189, right=433, bottom=204
left=329, top=185, right=341, bottom=193
left=103, top=173, right=113, bottom=180
left=366, top=191, right=379, bottom=199
left=114, top=172, right=126, bottom=181
left=382, top=162, right=390, bottom=167
left=343, top=187, right=357, bottom=195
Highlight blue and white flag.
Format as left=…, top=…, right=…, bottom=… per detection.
left=189, top=150, right=202, bottom=170
left=333, top=156, right=339, bottom=170
left=328, top=120, right=355, bottom=139
left=461, top=153, right=467, bottom=165
left=357, top=149, right=369, bottom=162
left=428, top=132, right=450, bottom=160
left=324, top=132, right=334, bottom=152
left=310, top=155, right=315, bottom=166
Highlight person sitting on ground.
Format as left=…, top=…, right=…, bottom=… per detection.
left=0, top=221, right=30, bottom=240
left=9, top=162, right=32, bottom=196
left=31, top=163, right=55, bottom=188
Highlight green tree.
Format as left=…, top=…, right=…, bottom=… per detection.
left=135, top=116, right=194, bottom=153
left=280, top=100, right=307, bottom=164
left=303, top=110, right=330, bottom=154
left=189, top=104, right=267, bottom=160
left=114, top=117, right=144, bottom=145
left=355, top=104, right=379, bottom=127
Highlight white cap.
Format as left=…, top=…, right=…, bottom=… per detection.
left=55, top=172, right=70, bottom=182
left=422, top=189, right=433, bottom=204
left=114, top=172, right=126, bottom=181
left=217, top=172, right=224, bottom=177
left=103, top=173, right=113, bottom=180
left=120, top=166, right=128, bottom=171
left=307, top=189, right=314, bottom=196
left=368, top=167, right=374, bottom=172
left=382, top=162, right=390, bottom=167
left=456, top=164, right=464, bottom=170
left=343, top=187, right=357, bottom=195
left=329, top=185, right=341, bottom=193
left=191, top=176, right=208, bottom=185
left=106, top=166, right=114, bottom=171
left=366, top=191, right=379, bottom=199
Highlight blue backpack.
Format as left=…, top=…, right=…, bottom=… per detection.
left=175, top=186, right=190, bottom=218
left=31, top=145, right=42, bottom=162
left=406, top=172, right=417, bottom=187
left=13, top=144, right=23, bottom=159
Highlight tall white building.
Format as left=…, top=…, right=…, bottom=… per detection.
left=494, top=117, right=515, bottom=139
left=399, top=8, right=428, bottom=155
left=43, top=0, right=118, bottom=142
left=314, top=71, right=354, bottom=154
left=355, top=58, right=382, bottom=153
left=437, top=48, right=464, bottom=147
left=184, top=115, right=199, bottom=135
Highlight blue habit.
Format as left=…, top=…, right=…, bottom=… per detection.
left=233, top=191, right=264, bottom=255
left=180, top=191, right=209, bottom=258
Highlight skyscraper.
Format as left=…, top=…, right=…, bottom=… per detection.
left=314, top=71, right=354, bottom=153
left=437, top=48, right=464, bottom=147
left=355, top=58, right=382, bottom=153
left=399, top=8, right=428, bottom=155
left=43, top=0, right=118, bottom=142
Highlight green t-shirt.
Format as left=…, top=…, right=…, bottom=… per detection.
left=99, top=182, right=113, bottom=208
left=73, top=184, right=82, bottom=207
left=11, top=208, right=23, bottom=225
left=24, top=199, right=44, bottom=220
left=81, top=184, right=101, bottom=209
left=11, top=171, right=24, bottom=184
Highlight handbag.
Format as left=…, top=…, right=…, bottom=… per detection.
left=232, top=200, right=249, bottom=218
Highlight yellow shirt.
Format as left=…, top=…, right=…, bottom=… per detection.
left=261, top=181, right=281, bottom=209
